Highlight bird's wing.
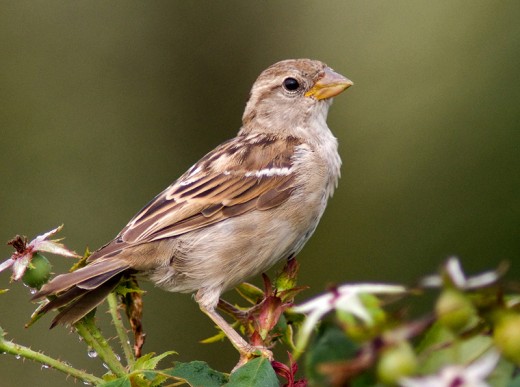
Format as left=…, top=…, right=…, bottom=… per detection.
left=87, top=133, right=304, bottom=261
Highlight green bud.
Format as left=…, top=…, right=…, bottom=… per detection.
left=377, top=341, right=418, bottom=385
left=493, top=312, right=520, bottom=365
left=435, top=289, right=477, bottom=333
left=22, top=253, right=52, bottom=290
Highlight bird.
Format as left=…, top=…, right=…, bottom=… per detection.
left=33, top=58, right=353, bottom=364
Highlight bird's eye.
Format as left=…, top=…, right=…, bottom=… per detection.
left=282, top=77, right=300, bottom=92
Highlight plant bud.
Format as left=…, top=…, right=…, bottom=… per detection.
left=435, top=288, right=476, bottom=333
left=493, top=312, right=520, bottom=365
left=22, top=253, right=52, bottom=290
left=377, top=341, right=417, bottom=384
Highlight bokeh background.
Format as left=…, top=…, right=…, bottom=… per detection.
left=1, top=1, right=519, bottom=385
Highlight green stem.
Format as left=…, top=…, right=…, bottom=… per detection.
left=75, top=317, right=127, bottom=378
left=0, top=331, right=103, bottom=385
left=107, top=293, right=135, bottom=368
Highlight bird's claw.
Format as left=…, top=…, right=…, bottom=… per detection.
left=232, top=345, right=274, bottom=372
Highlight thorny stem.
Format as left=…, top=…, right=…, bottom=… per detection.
left=107, top=293, right=135, bottom=368
left=74, top=317, right=127, bottom=378
left=0, top=326, right=103, bottom=385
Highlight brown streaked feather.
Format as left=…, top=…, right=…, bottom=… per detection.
left=33, top=259, right=129, bottom=299
left=50, top=276, right=121, bottom=327
left=221, top=199, right=258, bottom=218
left=76, top=266, right=130, bottom=290
left=257, top=186, right=295, bottom=210
left=114, top=134, right=302, bottom=246
left=219, top=179, right=259, bottom=205
left=201, top=204, right=224, bottom=217
left=38, top=286, right=88, bottom=314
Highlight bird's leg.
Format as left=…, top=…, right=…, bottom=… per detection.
left=197, top=295, right=273, bottom=368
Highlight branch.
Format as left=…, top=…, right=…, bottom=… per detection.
left=74, top=316, right=127, bottom=378
left=0, top=326, right=103, bottom=385
left=107, top=293, right=135, bottom=367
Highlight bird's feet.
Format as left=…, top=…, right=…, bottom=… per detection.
left=233, top=344, right=274, bottom=372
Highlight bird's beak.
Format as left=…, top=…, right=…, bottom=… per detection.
left=305, top=67, right=353, bottom=100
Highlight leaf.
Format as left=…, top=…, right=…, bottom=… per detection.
left=277, top=286, right=309, bottom=303
left=200, top=329, right=227, bottom=344
left=100, top=376, right=132, bottom=387
left=415, top=320, right=453, bottom=355
left=508, top=374, right=520, bottom=387
left=121, top=277, right=146, bottom=357
left=305, top=323, right=359, bottom=386
left=488, top=357, right=516, bottom=387
left=226, top=357, right=278, bottom=387
left=68, top=247, right=91, bottom=272
left=129, top=371, right=168, bottom=387
left=417, top=322, right=495, bottom=374
left=132, top=351, right=177, bottom=371
left=274, top=258, right=300, bottom=292
left=0, top=289, right=8, bottom=295
left=163, top=361, right=229, bottom=387
left=235, top=282, right=265, bottom=304
left=116, top=278, right=144, bottom=297
left=257, top=296, right=283, bottom=340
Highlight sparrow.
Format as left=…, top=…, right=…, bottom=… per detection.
left=33, top=59, right=353, bottom=363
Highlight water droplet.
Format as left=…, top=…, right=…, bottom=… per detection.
left=102, top=363, right=109, bottom=370
left=30, top=288, right=37, bottom=295
left=41, top=364, right=50, bottom=370
left=87, top=348, right=97, bottom=358
left=15, top=354, right=21, bottom=360
left=115, top=353, right=121, bottom=361
left=83, top=382, right=92, bottom=386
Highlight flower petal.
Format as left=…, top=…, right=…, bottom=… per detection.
left=12, top=254, right=31, bottom=280
left=0, top=259, right=14, bottom=273
left=30, top=225, right=79, bottom=258
left=445, top=257, right=467, bottom=288
left=34, top=241, right=79, bottom=258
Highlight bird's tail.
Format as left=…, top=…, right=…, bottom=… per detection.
left=32, top=259, right=130, bottom=327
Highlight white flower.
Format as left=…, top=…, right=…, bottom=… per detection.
left=399, top=350, right=500, bottom=387
left=0, top=226, right=78, bottom=281
left=421, top=257, right=505, bottom=290
left=292, top=283, right=406, bottom=353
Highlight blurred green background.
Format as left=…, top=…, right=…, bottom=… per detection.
left=1, top=1, right=519, bottom=385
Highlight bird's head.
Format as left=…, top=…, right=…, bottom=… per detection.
left=241, top=59, right=353, bottom=137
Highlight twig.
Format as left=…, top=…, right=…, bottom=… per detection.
left=107, top=293, right=135, bottom=368
left=0, top=328, right=103, bottom=385
left=74, top=317, right=126, bottom=377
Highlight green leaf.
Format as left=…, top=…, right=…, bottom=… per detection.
left=226, top=357, right=278, bottom=387
left=235, top=282, right=264, bottom=304
left=132, top=351, right=176, bottom=371
left=163, top=361, right=229, bottom=387
left=100, top=376, right=131, bottom=387
left=0, top=289, right=9, bottom=295
left=116, top=278, right=145, bottom=297
left=68, top=247, right=91, bottom=272
left=416, top=320, right=453, bottom=355
left=488, top=357, right=516, bottom=387
left=305, top=323, right=359, bottom=386
left=508, top=374, right=520, bottom=387
left=417, top=322, right=494, bottom=374
left=200, top=329, right=227, bottom=344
